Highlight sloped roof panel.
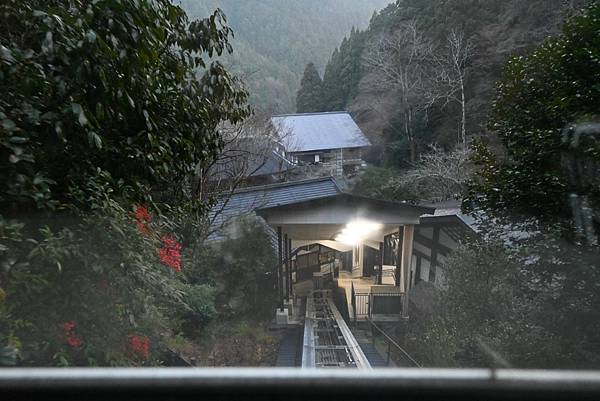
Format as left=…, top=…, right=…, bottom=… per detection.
left=272, top=112, right=371, bottom=153
left=209, top=177, right=342, bottom=232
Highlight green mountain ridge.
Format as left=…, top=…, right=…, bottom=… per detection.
left=305, top=0, right=592, bottom=165
left=177, top=0, right=392, bottom=112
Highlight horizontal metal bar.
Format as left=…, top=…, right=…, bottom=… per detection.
left=2, top=368, right=600, bottom=401
left=1, top=368, right=600, bottom=389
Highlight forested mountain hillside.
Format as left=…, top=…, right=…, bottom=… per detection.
left=299, top=0, right=591, bottom=165
left=177, top=0, right=392, bottom=112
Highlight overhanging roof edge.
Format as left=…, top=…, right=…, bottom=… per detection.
left=256, top=192, right=435, bottom=216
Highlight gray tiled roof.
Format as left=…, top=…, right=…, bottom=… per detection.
left=209, top=177, right=342, bottom=233
left=272, top=112, right=371, bottom=153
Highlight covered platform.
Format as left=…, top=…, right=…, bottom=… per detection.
left=256, top=190, right=434, bottom=321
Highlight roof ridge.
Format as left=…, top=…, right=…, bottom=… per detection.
left=271, top=111, right=349, bottom=118
left=226, top=176, right=340, bottom=195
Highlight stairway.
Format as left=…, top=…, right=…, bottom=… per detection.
left=358, top=342, right=388, bottom=368
left=275, top=327, right=303, bottom=367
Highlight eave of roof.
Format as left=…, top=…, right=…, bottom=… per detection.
left=255, top=191, right=435, bottom=215
left=220, top=176, right=342, bottom=198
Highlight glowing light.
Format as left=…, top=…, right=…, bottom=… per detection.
left=334, top=220, right=383, bottom=245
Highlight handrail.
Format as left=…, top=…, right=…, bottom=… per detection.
left=351, top=282, right=356, bottom=323
left=367, top=318, right=422, bottom=368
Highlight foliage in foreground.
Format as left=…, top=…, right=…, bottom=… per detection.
left=414, top=214, right=600, bottom=369
left=0, top=0, right=262, bottom=366
left=468, top=3, right=600, bottom=217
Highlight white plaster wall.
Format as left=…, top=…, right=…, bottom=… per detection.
left=420, top=259, right=430, bottom=282
left=413, top=241, right=431, bottom=257
left=439, top=229, right=457, bottom=249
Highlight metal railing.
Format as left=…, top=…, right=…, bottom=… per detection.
left=351, top=282, right=405, bottom=322
left=367, top=318, right=421, bottom=368
left=351, top=282, right=370, bottom=323
left=303, top=291, right=371, bottom=369
left=3, top=368, right=600, bottom=401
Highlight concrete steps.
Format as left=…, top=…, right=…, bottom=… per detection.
left=358, top=342, right=388, bottom=368
left=275, top=327, right=303, bottom=367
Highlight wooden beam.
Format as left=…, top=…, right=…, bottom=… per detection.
left=277, top=226, right=283, bottom=311
left=413, top=248, right=431, bottom=262
left=378, top=242, right=384, bottom=285
left=429, top=227, right=440, bottom=284
left=288, top=237, right=293, bottom=296
left=401, top=225, right=415, bottom=318
left=395, top=227, right=401, bottom=288
left=415, top=255, right=422, bottom=285
left=414, top=231, right=451, bottom=256
left=284, top=233, right=289, bottom=302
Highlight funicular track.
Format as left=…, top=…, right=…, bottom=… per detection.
left=302, top=290, right=371, bottom=369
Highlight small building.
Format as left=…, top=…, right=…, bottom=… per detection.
left=209, top=178, right=479, bottom=321
left=271, top=112, right=371, bottom=177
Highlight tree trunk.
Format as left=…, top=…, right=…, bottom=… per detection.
left=405, top=108, right=416, bottom=163
left=460, top=78, right=467, bottom=147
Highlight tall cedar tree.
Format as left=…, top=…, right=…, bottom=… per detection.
left=321, top=27, right=367, bottom=111
left=296, top=63, right=324, bottom=113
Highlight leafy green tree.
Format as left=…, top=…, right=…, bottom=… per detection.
left=467, top=3, right=600, bottom=217
left=0, top=0, right=250, bottom=366
left=382, top=109, right=431, bottom=168
left=296, top=63, right=324, bottom=113
left=189, top=216, right=278, bottom=319
left=415, top=214, right=600, bottom=369
left=0, top=0, right=249, bottom=211
left=352, top=166, right=420, bottom=203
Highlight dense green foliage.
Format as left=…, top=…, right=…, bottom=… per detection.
left=318, top=0, right=589, bottom=165
left=296, top=25, right=368, bottom=114
left=296, top=63, right=324, bottom=113
left=468, top=3, right=600, bottom=217
left=0, top=0, right=249, bottom=210
left=352, top=166, right=419, bottom=202
left=412, top=215, right=600, bottom=368
left=178, top=0, right=391, bottom=112
left=187, top=217, right=278, bottom=320
left=0, top=0, right=264, bottom=367
left=399, top=4, right=600, bottom=370
left=320, top=27, right=369, bottom=112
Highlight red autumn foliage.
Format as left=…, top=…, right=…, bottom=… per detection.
left=66, top=335, right=82, bottom=348
left=158, top=235, right=182, bottom=272
left=134, top=205, right=151, bottom=222
left=134, top=205, right=152, bottom=235
left=62, top=321, right=76, bottom=332
left=128, top=334, right=150, bottom=359
left=62, top=321, right=82, bottom=348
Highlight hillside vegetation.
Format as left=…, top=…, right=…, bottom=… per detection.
left=300, top=0, right=591, bottom=164
left=178, top=0, right=391, bottom=112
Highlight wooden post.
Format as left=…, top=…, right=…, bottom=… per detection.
left=401, top=225, right=415, bottom=318
left=430, top=226, right=440, bottom=283
left=395, top=228, right=401, bottom=288
left=288, top=237, right=293, bottom=296
left=284, top=234, right=289, bottom=302
left=277, top=226, right=283, bottom=311
left=378, top=241, right=384, bottom=285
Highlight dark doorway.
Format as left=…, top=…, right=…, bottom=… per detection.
left=362, top=246, right=379, bottom=278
